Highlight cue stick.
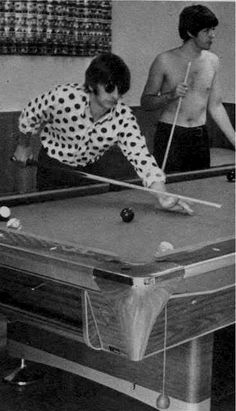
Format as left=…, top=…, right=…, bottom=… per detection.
left=161, top=62, right=192, bottom=172
left=73, top=170, right=222, bottom=208
left=11, top=157, right=222, bottom=208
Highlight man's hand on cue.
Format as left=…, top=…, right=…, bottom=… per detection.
left=150, top=181, right=194, bottom=215
left=11, top=144, right=34, bottom=167
left=159, top=196, right=194, bottom=215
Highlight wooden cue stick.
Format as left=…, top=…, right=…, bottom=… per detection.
left=15, top=157, right=222, bottom=208
left=161, top=62, right=192, bottom=171
left=77, top=170, right=222, bottom=208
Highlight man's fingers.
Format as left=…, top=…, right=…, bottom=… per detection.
left=158, top=195, right=194, bottom=215
left=158, top=195, right=179, bottom=209
left=11, top=154, right=34, bottom=167
left=170, top=198, right=194, bottom=215
left=176, top=199, right=194, bottom=215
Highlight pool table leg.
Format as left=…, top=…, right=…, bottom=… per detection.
left=163, top=334, right=214, bottom=409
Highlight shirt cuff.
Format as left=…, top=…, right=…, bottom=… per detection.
left=143, top=171, right=166, bottom=187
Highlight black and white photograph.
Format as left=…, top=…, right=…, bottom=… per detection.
left=0, top=1, right=235, bottom=410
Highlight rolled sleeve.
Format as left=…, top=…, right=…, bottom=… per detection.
left=19, top=89, right=54, bottom=135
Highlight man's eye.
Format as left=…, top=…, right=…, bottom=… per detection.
left=204, top=27, right=215, bottom=33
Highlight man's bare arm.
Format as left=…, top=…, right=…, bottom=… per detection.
left=141, top=56, right=169, bottom=110
left=17, top=131, right=32, bottom=147
left=141, top=55, right=188, bottom=111
left=207, top=63, right=235, bottom=148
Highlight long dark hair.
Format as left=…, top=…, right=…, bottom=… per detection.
left=84, top=53, right=130, bottom=96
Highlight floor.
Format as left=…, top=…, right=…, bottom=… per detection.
left=0, top=351, right=234, bottom=411
left=0, top=326, right=234, bottom=411
left=0, top=354, right=154, bottom=411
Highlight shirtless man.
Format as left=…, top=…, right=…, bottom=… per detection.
left=141, top=4, right=235, bottom=173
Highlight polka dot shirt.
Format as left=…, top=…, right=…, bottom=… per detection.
left=19, top=84, right=165, bottom=187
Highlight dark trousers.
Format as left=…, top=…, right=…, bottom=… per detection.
left=153, top=122, right=210, bottom=173
left=36, top=147, right=106, bottom=191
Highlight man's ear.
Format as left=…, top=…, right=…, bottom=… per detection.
left=89, top=85, right=98, bottom=96
left=88, top=85, right=97, bottom=95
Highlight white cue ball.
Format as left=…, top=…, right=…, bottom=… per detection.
left=155, top=241, right=174, bottom=256
left=0, top=206, right=11, bottom=221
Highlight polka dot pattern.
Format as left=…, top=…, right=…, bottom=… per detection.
left=19, top=84, right=165, bottom=187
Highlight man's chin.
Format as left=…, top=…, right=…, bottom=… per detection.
left=205, top=42, right=212, bottom=49
left=105, top=101, right=117, bottom=108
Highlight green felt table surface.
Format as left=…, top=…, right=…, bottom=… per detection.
left=2, top=175, right=234, bottom=264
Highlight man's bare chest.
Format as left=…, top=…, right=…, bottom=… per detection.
left=166, top=56, right=214, bottom=92
left=188, top=64, right=214, bottom=95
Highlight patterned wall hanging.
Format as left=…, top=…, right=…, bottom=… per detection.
left=0, top=0, right=112, bottom=56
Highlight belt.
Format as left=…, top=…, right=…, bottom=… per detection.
left=190, top=126, right=205, bottom=137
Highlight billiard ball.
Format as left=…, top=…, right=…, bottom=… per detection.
left=226, top=170, right=235, bottom=182
left=120, top=207, right=135, bottom=223
left=154, top=241, right=174, bottom=256
left=0, top=206, right=11, bottom=221
left=6, top=218, right=21, bottom=229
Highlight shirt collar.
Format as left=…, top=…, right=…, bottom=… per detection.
left=81, top=86, right=124, bottom=124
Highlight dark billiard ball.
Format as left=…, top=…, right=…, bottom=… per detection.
left=226, top=170, right=235, bottom=182
left=0, top=206, right=11, bottom=221
left=120, top=207, right=135, bottom=223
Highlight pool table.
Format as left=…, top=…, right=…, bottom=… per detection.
left=0, top=165, right=235, bottom=411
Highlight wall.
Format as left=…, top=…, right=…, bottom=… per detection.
left=0, top=1, right=234, bottom=111
left=112, top=0, right=235, bottom=105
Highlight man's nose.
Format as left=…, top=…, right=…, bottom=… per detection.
left=111, top=87, right=119, bottom=99
left=209, top=29, right=215, bottom=38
